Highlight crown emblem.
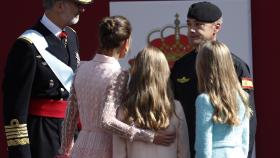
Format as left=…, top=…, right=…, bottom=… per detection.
left=147, top=13, right=193, bottom=68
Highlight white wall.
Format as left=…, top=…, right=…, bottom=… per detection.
left=110, top=0, right=252, bottom=71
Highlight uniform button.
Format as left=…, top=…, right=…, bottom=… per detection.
left=60, top=88, right=65, bottom=92
left=42, top=62, right=47, bottom=66
left=36, top=55, right=42, bottom=59
left=49, top=80, right=54, bottom=88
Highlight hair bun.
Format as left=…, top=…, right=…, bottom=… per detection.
left=101, top=18, right=116, bottom=34
left=99, top=15, right=131, bottom=49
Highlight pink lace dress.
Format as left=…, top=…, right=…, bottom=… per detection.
left=59, top=54, right=154, bottom=158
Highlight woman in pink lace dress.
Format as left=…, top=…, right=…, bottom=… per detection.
left=113, top=46, right=191, bottom=158
left=56, top=16, right=175, bottom=158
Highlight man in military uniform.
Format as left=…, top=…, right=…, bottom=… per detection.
left=170, top=2, right=257, bottom=158
left=2, top=0, right=93, bottom=158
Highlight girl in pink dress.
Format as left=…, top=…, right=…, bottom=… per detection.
left=56, top=16, right=175, bottom=158
left=113, top=46, right=191, bottom=158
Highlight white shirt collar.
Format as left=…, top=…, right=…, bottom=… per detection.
left=40, top=14, right=63, bottom=38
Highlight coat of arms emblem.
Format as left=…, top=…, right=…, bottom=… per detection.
left=147, top=14, right=193, bottom=68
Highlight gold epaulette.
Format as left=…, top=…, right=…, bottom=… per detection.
left=5, top=119, right=29, bottom=147
left=17, top=36, right=33, bottom=44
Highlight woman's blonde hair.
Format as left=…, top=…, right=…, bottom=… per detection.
left=196, top=41, right=251, bottom=125
left=123, top=46, right=175, bottom=130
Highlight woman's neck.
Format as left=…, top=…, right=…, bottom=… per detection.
left=98, top=48, right=120, bottom=59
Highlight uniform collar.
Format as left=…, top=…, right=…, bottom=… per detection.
left=40, top=14, right=63, bottom=39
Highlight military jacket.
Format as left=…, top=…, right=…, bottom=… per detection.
left=2, top=21, right=80, bottom=157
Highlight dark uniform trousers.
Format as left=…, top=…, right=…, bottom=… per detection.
left=3, top=21, right=80, bottom=158
left=170, top=50, right=257, bottom=158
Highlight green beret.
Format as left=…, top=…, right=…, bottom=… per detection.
left=187, top=1, right=222, bottom=23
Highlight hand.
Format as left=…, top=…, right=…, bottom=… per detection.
left=153, top=128, right=176, bottom=146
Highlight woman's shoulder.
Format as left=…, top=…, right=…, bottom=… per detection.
left=109, top=68, right=129, bottom=83
left=113, top=68, right=129, bottom=76
left=195, top=93, right=213, bottom=110
left=195, top=93, right=210, bottom=104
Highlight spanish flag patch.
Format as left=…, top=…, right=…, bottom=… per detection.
left=241, top=77, right=254, bottom=89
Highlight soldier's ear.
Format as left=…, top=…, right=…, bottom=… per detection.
left=214, top=22, right=222, bottom=33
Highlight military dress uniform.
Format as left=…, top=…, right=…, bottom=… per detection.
left=3, top=19, right=80, bottom=158
left=170, top=49, right=256, bottom=158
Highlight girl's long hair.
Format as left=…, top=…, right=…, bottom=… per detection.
left=196, top=41, right=251, bottom=125
left=123, top=46, right=175, bottom=130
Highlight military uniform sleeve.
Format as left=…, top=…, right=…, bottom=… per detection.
left=170, top=62, right=180, bottom=100
left=3, top=38, right=37, bottom=158
left=232, top=54, right=253, bottom=91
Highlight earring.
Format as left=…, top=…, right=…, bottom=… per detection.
left=125, top=48, right=128, bottom=54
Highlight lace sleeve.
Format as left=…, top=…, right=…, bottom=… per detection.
left=101, top=70, right=154, bottom=142
left=59, top=81, right=79, bottom=156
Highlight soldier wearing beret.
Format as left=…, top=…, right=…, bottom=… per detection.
left=2, top=0, right=93, bottom=158
left=170, top=1, right=256, bottom=158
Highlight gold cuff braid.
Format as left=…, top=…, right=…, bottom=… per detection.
left=5, top=119, right=30, bottom=146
